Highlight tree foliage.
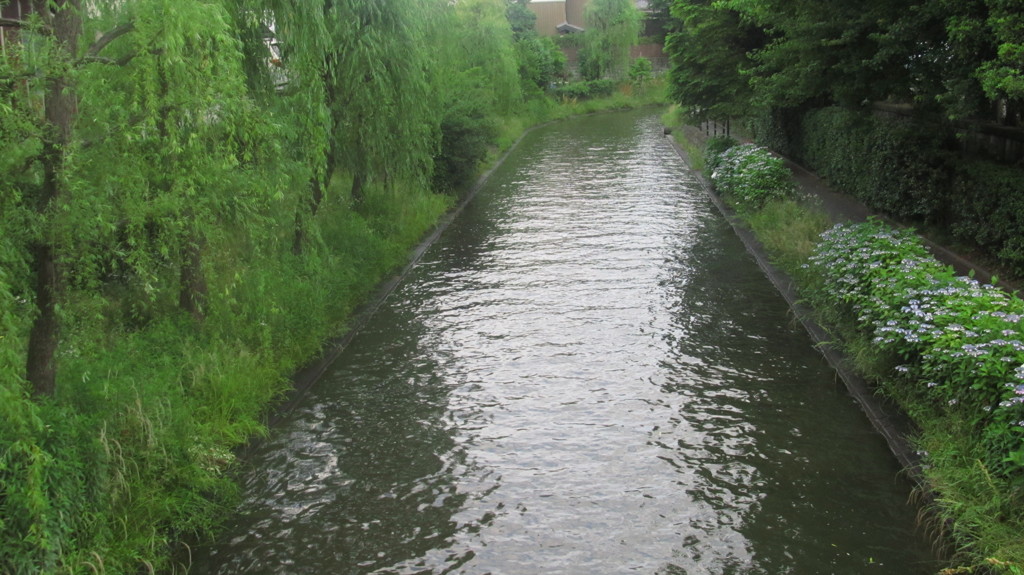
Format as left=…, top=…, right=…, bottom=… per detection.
left=665, top=0, right=761, bottom=121
left=579, top=0, right=642, bottom=80
left=0, top=0, right=655, bottom=569
left=666, top=0, right=1024, bottom=125
left=326, top=0, right=439, bottom=202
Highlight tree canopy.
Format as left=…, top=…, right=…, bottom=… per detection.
left=666, top=0, right=1024, bottom=125
left=579, top=0, right=643, bottom=80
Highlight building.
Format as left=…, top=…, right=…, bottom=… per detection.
left=527, top=0, right=667, bottom=71
left=1, top=0, right=32, bottom=57
left=527, top=0, right=658, bottom=37
left=527, top=0, right=587, bottom=37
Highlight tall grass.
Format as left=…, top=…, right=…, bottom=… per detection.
left=1, top=173, right=452, bottom=573
left=745, top=199, right=831, bottom=279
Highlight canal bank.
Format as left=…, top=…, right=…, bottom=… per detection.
left=665, top=128, right=924, bottom=475
left=670, top=121, right=1024, bottom=572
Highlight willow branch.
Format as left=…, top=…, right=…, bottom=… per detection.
left=85, top=21, right=134, bottom=57
left=0, top=17, right=28, bottom=28
left=78, top=52, right=137, bottom=67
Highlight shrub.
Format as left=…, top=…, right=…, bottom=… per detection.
left=950, top=159, right=1024, bottom=277
left=552, top=79, right=617, bottom=101
left=702, top=135, right=738, bottom=173
left=628, top=57, right=653, bottom=89
left=794, top=107, right=957, bottom=223
left=709, top=143, right=796, bottom=211
left=432, top=102, right=498, bottom=194
left=807, top=219, right=1024, bottom=480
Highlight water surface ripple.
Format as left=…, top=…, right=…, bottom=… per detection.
left=193, top=111, right=937, bottom=574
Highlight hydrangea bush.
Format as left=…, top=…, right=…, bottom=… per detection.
left=807, top=219, right=1024, bottom=479
left=709, top=143, right=796, bottom=211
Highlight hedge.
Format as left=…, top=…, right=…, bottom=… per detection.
left=751, top=106, right=1024, bottom=277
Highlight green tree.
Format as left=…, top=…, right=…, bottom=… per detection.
left=1, top=0, right=86, bottom=397
left=228, top=0, right=335, bottom=254
left=506, top=0, right=537, bottom=39
left=1, top=0, right=276, bottom=394
left=515, top=35, right=566, bottom=93
left=326, top=0, right=439, bottom=204
left=75, top=0, right=278, bottom=324
left=445, top=0, right=522, bottom=114
left=504, top=0, right=565, bottom=93
left=665, top=0, right=762, bottom=121
left=579, top=0, right=642, bottom=80
left=428, top=0, right=522, bottom=192
left=725, top=0, right=917, bottom=109
left=667, top=0, right=1023, bottom=124
left=979, top=0, right=1024, bottom=111
left=629, top=56, right=653, bottom=90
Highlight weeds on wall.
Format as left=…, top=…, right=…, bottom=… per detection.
left=807, top=221, right=1024, bottom=479
left=0, top=179, right=452, bottom=574
left=806, top=220, right=1024, bottom=570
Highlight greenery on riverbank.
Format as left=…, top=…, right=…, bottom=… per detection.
left=664, top=0, right=1024, bottom=280
left=662, top=1, right=1024, bottom=566
left=669, top=124, right=1024, bottom=573
left=0, top=0, right=667, bottom=571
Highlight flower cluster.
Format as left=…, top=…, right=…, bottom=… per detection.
left=708, top=144, right=796, bottom=211
left=808, top=219, right=1024, bottom=477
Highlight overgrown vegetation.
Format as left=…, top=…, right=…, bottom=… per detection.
left=577, top=0, right=642, bottom=81
left=664, top=0, right=1024, bottom=279
left=0, top=0, right=663, bottom=572
left=674, top=131, right=1024, bottom=573
left=807, top=221, right=1024, bottom=572
left=705, top=143, right=795, bottom=211
left=748, top=107, right=1024, bottom=278
left=666, top=0, right=1024, bottom=567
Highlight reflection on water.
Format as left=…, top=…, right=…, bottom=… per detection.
left=192, top=111, right=939, bottom=574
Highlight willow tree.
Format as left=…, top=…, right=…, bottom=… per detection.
left=74, top=0, right=277, bottom=324
left=326, top=0, right=439, bottom=204
left=226, top=0, right=335, bottom=254
left=0, top=0, right=275, bottom=396
left=422, top=0, right=522, bottom=192
left=446, top=0, right=522, bottom=115
left=579, top=0, right=642, bottom=80
left=978, top=0, right=1024, bottom=113
left=0, top=0, right=87, bottom=397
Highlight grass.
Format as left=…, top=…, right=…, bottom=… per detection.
left=745, top=199, right=831, bottom=279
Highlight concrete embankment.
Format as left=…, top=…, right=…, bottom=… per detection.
left=666, top=126, right=923, bottom=474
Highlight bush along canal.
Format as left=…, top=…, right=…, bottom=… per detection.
left=190, top=110, right=941, bottom=574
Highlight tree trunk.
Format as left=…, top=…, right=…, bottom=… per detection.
left=179, top=236, right=208, bottom=322
left=26, top=241, right=59, bottom=397
left=291, top=206, right=306, bottom=256
left=25, top=0, right=81, bottom=397
left=292, top=145, right=334, bottom=254
left=351, top=172, right=365, bottom=204
left=292, top=176, right=325, bottom=255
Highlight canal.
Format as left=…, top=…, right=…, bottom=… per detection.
left=192, top=110, right=938, bottom=574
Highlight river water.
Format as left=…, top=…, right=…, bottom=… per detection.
left=192, top=111, right=938, bottom=574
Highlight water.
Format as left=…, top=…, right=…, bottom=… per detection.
left=192, top=111, right=939, bottom=574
